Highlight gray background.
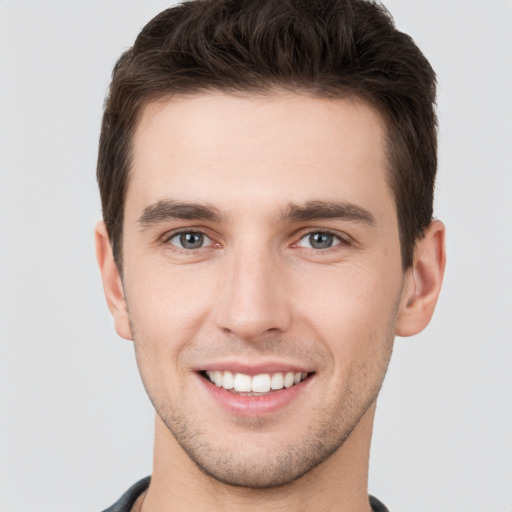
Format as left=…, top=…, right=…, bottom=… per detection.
left=1, top=1, right=511, bottom=511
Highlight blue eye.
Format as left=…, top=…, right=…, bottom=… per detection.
left=298, top=232, right=342, bottom=249
left=168, top=231, right=212, bottom=250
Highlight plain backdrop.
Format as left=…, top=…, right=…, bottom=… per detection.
left=1, top=1, right=511, bottom=511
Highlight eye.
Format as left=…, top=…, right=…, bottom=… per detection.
left=297, top=231, right=343, bottom=250
left=167, top=231, right=212, bottom=250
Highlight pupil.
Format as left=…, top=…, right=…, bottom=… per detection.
left=310, top=232, right=333, bottom=249
left=180, top=232, right=203, bottom=249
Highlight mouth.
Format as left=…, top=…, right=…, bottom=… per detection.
left=201, top=370, right=311, bottom=396
left=198, top=366, right=315, bottom=416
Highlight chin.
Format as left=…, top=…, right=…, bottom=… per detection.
left=190, top=449, right=330, bottom=489
left=162, top=411, right=353, bottom=489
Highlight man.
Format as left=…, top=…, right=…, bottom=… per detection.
left=95, top=0, right=445, bottom=510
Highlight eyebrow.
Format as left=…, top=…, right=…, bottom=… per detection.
left=137, top=198, right=376, bottom=227
left=138, top=199, right=223, bottom=226
left=281, top=200, right=376, bottom=225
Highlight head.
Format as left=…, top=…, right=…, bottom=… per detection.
left=97, top=0, right=437, bottom=272
left=95, top=0, right=445, bottom=492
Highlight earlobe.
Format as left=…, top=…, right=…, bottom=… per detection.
left=95, top=221, right=133, bottom=340
left=395, top=220, right=446, bottom=337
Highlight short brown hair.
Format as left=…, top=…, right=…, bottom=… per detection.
left=97, top=0, right=437, bottom=270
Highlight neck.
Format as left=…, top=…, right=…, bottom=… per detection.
left=141, top=404, right=376, bottom=512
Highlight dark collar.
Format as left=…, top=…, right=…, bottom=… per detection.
left=102, top=477, right=389, bottom=512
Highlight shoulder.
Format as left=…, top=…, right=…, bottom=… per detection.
left=370, top=495, right=390, bottom=512
left=101, top=476, right=151, bottom=512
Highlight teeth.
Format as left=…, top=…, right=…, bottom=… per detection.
left=252, top=374, right=271, bottom=393
left=233, top=373, right=252, bottom=392
left=222, top=370, right=234, bottom=390
left=205, top=370, right=308, bottom=393
left=283, top=372, right=295, bottom=388
left=270, top=372, right=284, bottom=390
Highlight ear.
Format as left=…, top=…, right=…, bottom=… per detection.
left=95, top=221, right=133, bottom=340
left=395, top=220, right=446, bottom=337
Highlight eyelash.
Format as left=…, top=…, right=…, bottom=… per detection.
left=294, top=230, right=348, bottom=250
left=162, top=229, right=215, bottom=252
left=161, top=229, right=350, bottom=253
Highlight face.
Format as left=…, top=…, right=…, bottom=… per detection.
left=119, top=92, right=408, bottom=487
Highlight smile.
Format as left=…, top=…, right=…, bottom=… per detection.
left=203, top=370, right=309, bottom=395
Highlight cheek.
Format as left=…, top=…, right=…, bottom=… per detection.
left=124, top=260, right=217, bottom=343
left=122, top=263, right=218, bottom=401
left=293, top=265, right=401, bottom=362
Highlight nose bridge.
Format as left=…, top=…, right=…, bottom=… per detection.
left=215, top=239, right=290, bottom=340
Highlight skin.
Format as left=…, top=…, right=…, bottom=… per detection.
left=96, top=92, right=446, bottom=512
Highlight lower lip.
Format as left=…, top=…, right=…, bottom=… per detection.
left=199, top=375, right=313, bottom=417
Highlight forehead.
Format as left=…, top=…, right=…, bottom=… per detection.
left=127, top=91, right=393, bottom=217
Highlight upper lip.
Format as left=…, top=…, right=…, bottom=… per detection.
left=196, top=361, right=314, bottom=376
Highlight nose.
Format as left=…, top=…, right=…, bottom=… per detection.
left=214, top=246, right=292, bottom=341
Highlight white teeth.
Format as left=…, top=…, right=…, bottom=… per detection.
left=284, top=372, right=295, bottom=388
left=205, top=370, right=308, bottom=392
left=222, top=371, right=234, bottom=390
left=233, top=373, right=252, bottom=392
left=252, top=374, right=271, bottom=393
left=270, top=372, right=284, bottom=390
